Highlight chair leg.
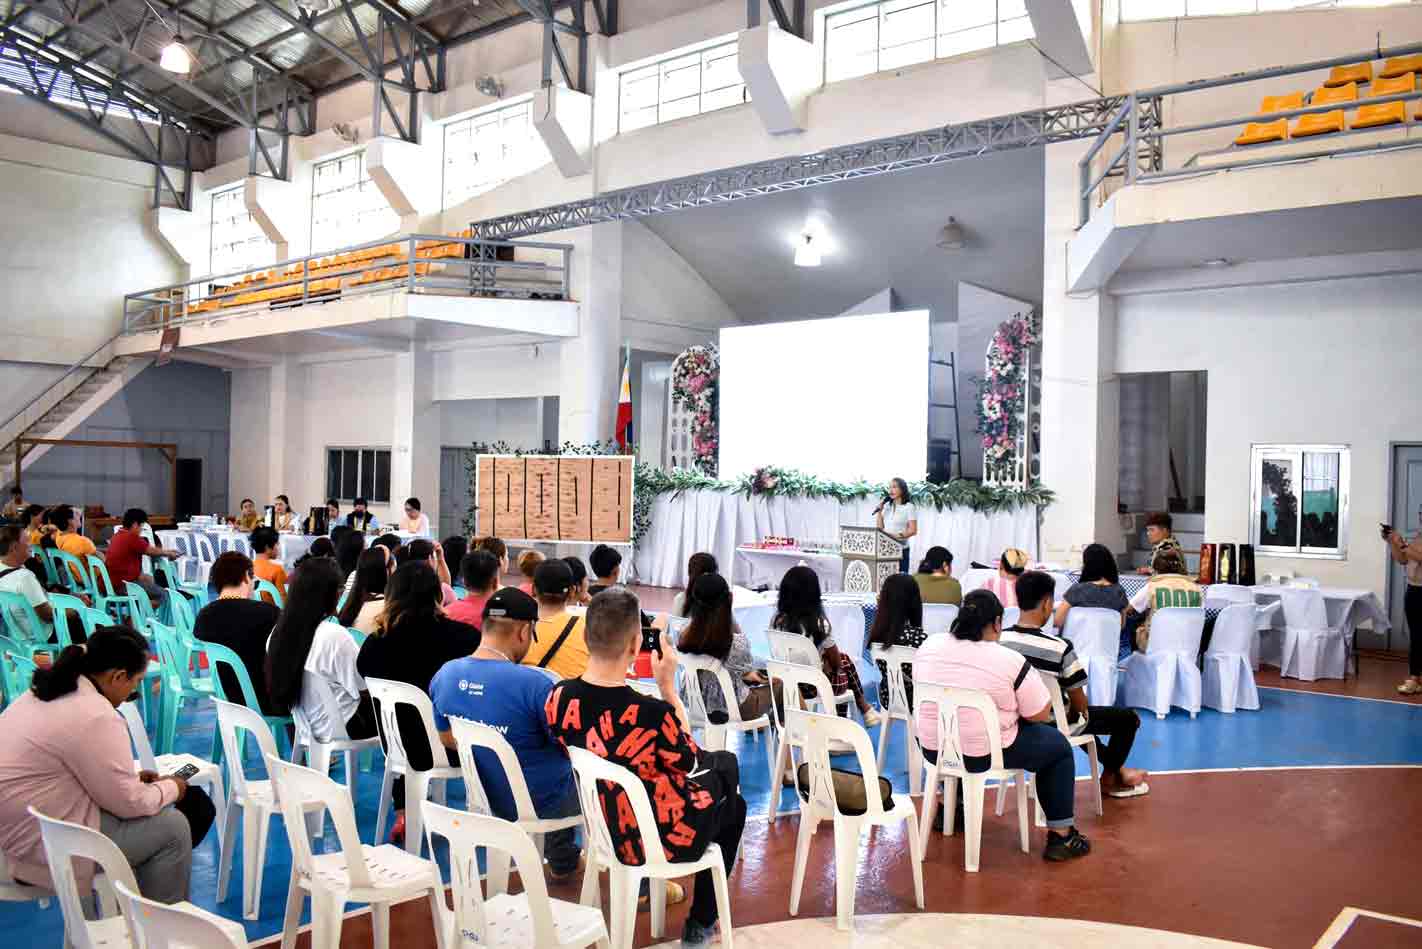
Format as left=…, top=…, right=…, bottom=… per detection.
left=1015, top=774, right=1031, bottom=854
left=1086, top=744, right=1103, bottom=817
left=994, top=774, right=1009, bottom=817
left=832, top=818, right=859, bottom=931
left=916, top=772, right=939, bottom=861
left=712, top=860, right=735, bottom=949
left=963, top=776, right=985, bottom=873
left=607, top=868, right=632, bottom=949
left=279, top=876, right=303, bottom=949
left=905, top=725, right=922, bottom=797
left=374, top=765, right=395, bottom=845
left=649, top=875, right=667, bottom=939
left=902, top=814, right=925, bottom=910
left=875, top=715, right=889, bottom=773
left=216, top=799, right=241, bottom=903
left=245, top=808, right=272, bottom=921
left=768, top=736, right=789, bottom=823
left=406, top=773, right=430, bottom=856
left=309, top=892, right=343, bottom=949
left=579, top=856, right=602, bottom=909
left=372, top=901, right=390, bottom=949
left=206, top=771, right=228, bottom=854
left=788, top=811, right=816, bottom=915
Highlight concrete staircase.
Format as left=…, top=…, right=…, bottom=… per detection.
left=1121, top=511, right=1204, bottom=574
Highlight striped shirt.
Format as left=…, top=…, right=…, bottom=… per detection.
left=999, top=624, right=1087, bottom=696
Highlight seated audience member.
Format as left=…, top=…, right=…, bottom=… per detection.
left=268, top=558, right=378, bottom=744
left=2, top=488, right=23, bottom=521
left=914, top=546, right=962, bottom=605
left=346, top=497, right=379, bottom=533
left=867, top=573, right=928, bottom=711
left=194, top=552, right=281, bottom=713
left=105, top=510, right=181, bottom=603
left=516, top=549, right=544, bottom=596
left=400, top=497, right=430, bottom=537
left=442, top=537, right=468, bottom=584
left=0, top=526, right=54, bottom=639
left=397, top=539, right=457, bottom=607
left=272, top=495, right=296, bottom=533
left=52, top=504, right=97, bottom=584
left=249, top=526, right=288, bottom=602
left=982, top=548, right=1029, bottom=607
left=546, top=588, right=747, bottom=947
left=432, top=588, right=581, bottom=880
left=678, top=573, right=769, bottom=721
left=1126, top=548, right=1202, bottom=651
left=563, top=556, right=591, bottom=605
left=522, top=560, right=591, bottom=680
left=1055, top=542, right=1130, bottom=631
left=445, top=549, right=500, bottom=630
left=0, top=625, right=216, bottom=902
left=23, top=504, right=46, bottom=546
left=1002, top=571, right=1149, bottom=799
left=296, top=536, right=336, bottom=566
left=587, top=544, right=624, bottom=596
left=672, top=552, right=719, bottom=618
left=335, top=529, right=366, bottom=585
left=234, top=498, right=262, bottom=532
left=772, top=565, right=880, bottom=726
left=914, top=589, right=1091, bottom=862
left=1136, top=511, right=1183, bottom=576
left=325, top=499, right=341, bottom=531
left=337, top=548, right=391, bottom=635
left=475, top=536, right=509, bottom=577
left=356, top=561, right=479, bottom=845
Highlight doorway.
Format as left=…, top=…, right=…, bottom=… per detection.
left=1387, top=443, right=1422, bottom=652
left=439, top=447, right=473, bottom=541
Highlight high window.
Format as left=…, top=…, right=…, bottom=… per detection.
left=309, top=151, right=399, bottom=254
left=208, top=185, right=272, bottom=279
left=327, top=447, right=392, bottom=504
left=1249, top=444, right=1350, bottom=558
left=441, top=99, right=550, bottom=209
left=619, top=39, right=747, bottom=133
left=1122, top=0, right=1412, bottom=21
left=823, top=0, right=1035, bottom=84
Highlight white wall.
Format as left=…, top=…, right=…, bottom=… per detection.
left=620, top=219, right=740, bottom=349
left=439, top=398, right=545, bottom=449
left=228, top=367, right=271, bottom=511
left=1115, top=271, right=1422, bottom=592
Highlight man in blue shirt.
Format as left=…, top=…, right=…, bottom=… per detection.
left=431, top=587, right=580, bottom=879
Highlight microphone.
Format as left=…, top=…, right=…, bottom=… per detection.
left=873, top=494, right=891, bottom=515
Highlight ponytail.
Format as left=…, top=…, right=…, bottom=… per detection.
left=30, top=626, right=150, bottom=701
left=950, top=589, right=1005, bottom=642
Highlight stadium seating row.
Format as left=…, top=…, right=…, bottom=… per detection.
left=1235, top=54, right=1421, bottom=146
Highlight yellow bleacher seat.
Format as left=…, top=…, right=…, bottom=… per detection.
left=1292, top=83, right=1355, bottom=138
left=1235, top=91, right=1303, bottom=146
left=1379, top=55, right=1422, bottom=79
left=1352, top=73, right=1414, bottom=129
left=1324, top=62, right=1371, bottom=88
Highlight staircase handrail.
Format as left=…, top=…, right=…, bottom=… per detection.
left=0, top=331, right=123, bottom=448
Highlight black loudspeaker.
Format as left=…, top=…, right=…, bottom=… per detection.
left=927, top=441, right=955, bottom=483
left=175, top=458, right=202, bottom=521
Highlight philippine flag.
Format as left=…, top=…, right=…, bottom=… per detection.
left=614, top=351, right=633, bottom=451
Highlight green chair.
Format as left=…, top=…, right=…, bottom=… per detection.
left=149, top=619, right=218, bottom=756
left=51, top=549, right=94, bottom=598
left=253, top=579, right=284, bottom=609
left=47, top=593, right=87, bottom=646
left=0, top=590, right=58, bottom=661
left=155, top=558, right=206, bottom=604
left=37, top=548, right=62, bottom=588
left=86, top=555, right=141, bottom=623
left=347, top=626, right=368, bottom=647
left=164, top=588, right=197, bottom=636
left=199, top=639, right=293, bottom=765
left=123, top=582, right=158, bottom=627
left=0, top=641, right=37, bottom=706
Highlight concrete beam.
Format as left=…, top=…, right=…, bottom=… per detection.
left=737, top=23, right=817, bottom=135
left=150, top=206, right=206, bottom=271
left=246, top=173, right=308, bottom=261
left=366, top=135, right=442, bottom=227
left=532, top=84, right=593, bottom=178
left=1026, top=0, right=1094, bottom=78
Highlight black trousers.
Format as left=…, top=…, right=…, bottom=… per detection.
left=1079, top=706, right=1140, bottom=775
left=683, top=750, right=746, bottom=928
left=1407, top=584, right=1422, bottom=677
left=176, top=786, right=217, bottom=847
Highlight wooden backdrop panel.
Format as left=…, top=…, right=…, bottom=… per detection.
left=475, top=456, right=494, bottom=537
left=591, top=457, right=633, bottom=542
left=492, top=457, right=526, bottom=540
left=558, top=458, right=593, bottom=541
left=524, top=457, right=559, bottom=540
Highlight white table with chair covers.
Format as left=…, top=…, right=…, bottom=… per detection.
left=733, top=546, right=844, bottom=593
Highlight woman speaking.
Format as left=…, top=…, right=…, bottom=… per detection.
left=874, top=477, right=918, bottom=573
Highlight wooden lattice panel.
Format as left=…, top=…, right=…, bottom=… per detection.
left=492, top=457, right=526, bottom=539
left=558, top=458, right=593, bottom=542
left=590, top=457, right=633, bottom=542
left=476, top=454, right=633, bottom=543
left=475, top=456, right=494, bottom=536
left=523, top=457, right=559, bottom=540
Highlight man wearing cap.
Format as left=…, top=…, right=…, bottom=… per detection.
left=522, top=559, right=591, bottom=680
left=430, top=587, right=581, bottom=880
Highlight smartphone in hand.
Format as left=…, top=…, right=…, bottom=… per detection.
left=641, top=624, right=662, bottom=657
left=169, top=763, right=200, bottom=781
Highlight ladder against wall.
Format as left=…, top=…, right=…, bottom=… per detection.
left=928, top=352, right=961, bottom=481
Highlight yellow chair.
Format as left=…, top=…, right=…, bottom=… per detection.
left=1324, top=62, right=1371, bottom=88
left=1292, top=83, right=1356, bottom=138
left=1379, top=55, right=1422, bottom=80
left=1352, top=73, right=1414, bottom=129
left=1235, top=91, right=1303, bottom=146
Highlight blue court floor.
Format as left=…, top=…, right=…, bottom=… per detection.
left=4, top=683, right=1421, bottom=945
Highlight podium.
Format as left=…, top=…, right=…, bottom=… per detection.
left=839, top=526, right=904, bottom=594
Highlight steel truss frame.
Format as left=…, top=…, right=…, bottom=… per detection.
left=335, top=0, right=444, bottom=143
left=473, top=94, right=1151, bottom=239
left=748, top=0, right=806, bottom=38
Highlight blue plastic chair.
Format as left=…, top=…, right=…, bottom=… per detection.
left=124, top=582, right=158, bottom=627
left=347, top=626, right=368, bottom=647
left=0, top=641, right=37, bottom=707
left=86, top=554, right=142, bottom=623
left=50, top=548, right=92, bottom=596
left=253, top=579, right=284, bottom=608
left=47, top=593, right=88, bottom=646
left=148, top=619, right=218, bottom=756
left=0, top=589, right=56, bottom=657
left=155, top=558, right=206, bottom=605
left=37, top=548, right=62, bottom=588
left=198, top=639, right=293, bottom=765
left=164, top=587, right=197, bottom=636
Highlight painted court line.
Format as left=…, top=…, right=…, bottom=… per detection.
left=1314, top=906, right=1422, bottom=949
left=1258, top=686, right=1422, bottom=708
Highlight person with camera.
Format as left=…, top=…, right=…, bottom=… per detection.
left=1384, top=520, right=1422, bottom=695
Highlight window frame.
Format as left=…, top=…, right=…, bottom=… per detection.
left=617, top=37, right=750, bottom=134
left=439, top=97, right=549, bottom=210
left=208, top=183, right=272, bottom=280
left=1248, top=443, right=1351, bottom=560
left=822, top=0, right=1036, bottom=85
left=1120, top=0, right=1413, bottom=23
left=326, top=446, right=393, bottom=505
left=308, top=150, right=399, bottom=255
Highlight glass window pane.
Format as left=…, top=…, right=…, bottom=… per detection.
left=701, top=45, right=741, bottom=93
left=996, top=15, right=1035, bottom=45
left=374, top=451, right=392, bottom=503
left=1258, top=456, right=1298, bottom=548
left=701, top=84, right=747, bottom=113
left=825, top=6, right=880, bottom=82
left=1121, top=0, right=1187, bottom=18
left=342, top=449, right=359, bottom=500
left=1186, top=0, right=1258, bottom=14
left=327, top=450, right=341, bottom=500
left=659, top=53, right=701, bottom=106
left=1300, top=452, right=1341, bottom=549
left=359, top=449, right=375, bottom=500
left=879, top=0, right=936, bottom=70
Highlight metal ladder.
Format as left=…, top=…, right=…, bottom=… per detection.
left=928, top=352, right=961, bottom=481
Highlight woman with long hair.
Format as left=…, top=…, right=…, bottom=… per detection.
left=772, top=565, right=879, bottom=726
left=356, top=561, right=479, bottom=845
left=673, top=552, right=719, bottom=617
left=874, top=477, right=918, bottom=573
left=338, top=548, right=391, bottom=633
left=676, top=573, right=768, bottom=720
left=266, top=557, right=377, bottom=743
left=867, top=573, right=928, bottom=711
left=336, top=529, right=367, bottom=584
left=1055, top=542, right=1130, bottom=631
left=0, top=626, right=216, bottom=902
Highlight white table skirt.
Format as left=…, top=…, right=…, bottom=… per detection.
left=634, top=489, right=1038, bottom=589
left=1250, top=585, right=1390, bottom=637
left=734, top=547, right=843, bottom=593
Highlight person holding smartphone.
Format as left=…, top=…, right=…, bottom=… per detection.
left=0, top=626, right=215, bottom=903
left=1383, top=518, right=1422, bottom=695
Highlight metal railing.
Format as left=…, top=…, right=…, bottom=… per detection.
left=121, top=233, right=574, bottom=334
left=0, top=331, right=123, bottom=456
left=1078, top=41, right=1422, bottom=227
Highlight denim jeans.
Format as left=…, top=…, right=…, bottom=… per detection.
left=537, top=781, right=583, bottom=875
left=928, top=720, right=1077, bottom=830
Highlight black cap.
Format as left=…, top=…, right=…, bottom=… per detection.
left=534, top=558, right=574, bottom=596
left=483, top=587, right=538, bottom=622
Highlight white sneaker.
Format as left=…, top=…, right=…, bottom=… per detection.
left=862, top=707, right=883, bottom=728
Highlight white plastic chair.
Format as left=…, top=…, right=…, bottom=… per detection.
left=117, top=700, right=227, bottom=855
left=193, top=534, right=217, bottom=563
left=267, top=755, right=448, bottom=949
left=422, top=802, right=607, bottom=949
left=914, top=682, right=1030, bottom=872
left=921, top=604, right=958, bottom=635
left=994, top=674, right=1102, bottom=824
left=1060, top=607, right=1122, bottom=707
left=1202, top=603, right=1262, bottom=713
left=447, top=716, right=584, bottom=896
left=30, top=807, right=136, bottom=949
left=676, top=652, right=775, bottom=788
left=1121, top=607, right=1205, bottom=719
left=1203, top=584, right=1255, bottom=609
left=768, top=631, right=854, bottom=717
left=113, top=879, right=248, bottom=949
left=366, top=677, right=463, bottom=854
left=1003, top=606, right=1021, bottom=628
left=765, top=658, right=844, bottom=822
left=290, top=673, right=382, bottom=833
left=1277, top=589, right=1348, bottom=681
left=868, top=644, right=922, bottom=795
left=788, top=710, right=924, bottom=931
left=568, top=746, right=734, bottom=949
left=212, top=698, right=323, bottom=920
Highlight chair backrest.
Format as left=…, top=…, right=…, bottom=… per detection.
left=1061, top=607, right=1121, bottom=660
left=448, top=716, right=558, bottom=824
left=163, top=589, right=195, bottom=634
left=198, top=639, right=264, bottom=710
left=118, top=699, right=158, bottom=771
left=799, top=709, right=890, bottom=820
left=766, top=658, right=837, bottom=746
left=1204, top=584, right=1255, bottom=607
left=1146, top=607, right=1206, bottom=655
left=567, top=745, right=674, bottom=872
left=266, top=755, right=372, bottom=888
left=31, top=807, right=140, bottom=949
left=169, top=534, right=193, bottom=558
left=52, top=550, right=93, bottom=595
left=0, top=640, right=37, bottom=702
left=147, top=620, right=197, bottom=695
left=213, top=698, right=280, bottom=799
left=123, top=583, right=156, bottom=625
left=1278, top=588, right=1329, bottom=630
left=675, top=651, right=747, bottom=726
left=114, top=879, right=245, bottom=949
left=1039, top=673, right=1073, bottom=739
left=47, top=593, right=88, bottom=646
left=37, top=548, right=61, bottom=587
left=365, top=677, right=444, bottom=772
left=913, top=681, right=1007, bottom=773
left=253, top=579, right=284, bottom=608
left=768, top=630, right=820, bottom=668
left=1205, top=603, right=1258, bottom=658
left=868, top=643, right=917, bottom=716
left=0, top=590, right=50, bottom=645
left=921, top=604, right=959, bottom=635
left=422, top=802, right=566, bottom=948
left=85, top=555, right=119, bottom=599
left=293, top=670, right=351, bottom=744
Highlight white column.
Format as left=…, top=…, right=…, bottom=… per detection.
left=557, top=221, right=623, bottom=444
left=266, top=357, right=307, bottom=501
left=391, top=345, right=439, bottom=524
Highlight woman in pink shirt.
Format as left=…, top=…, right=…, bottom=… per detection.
left=980, top=548, right=1029, bottom=608
left=913, top=589, right=1091, bottom=862
left=0, top=627, right=215, bottom=902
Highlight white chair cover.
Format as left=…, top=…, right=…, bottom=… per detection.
left=1202, top=604, right=1261, bottom=713
left=1060, top=607, right=1122, bottom=707
left=1276, top=588, right=1348, bottom=681
left=1121, top=607, right=1205, bottom=719
left=922, top=604, right=959, bottom=635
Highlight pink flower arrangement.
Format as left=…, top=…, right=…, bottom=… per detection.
left=673, top=345, right=720, bottom=475
left=974, top=313, right=1039, bottom=473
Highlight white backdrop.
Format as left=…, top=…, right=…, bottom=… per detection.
left=633, top=490, right=1039, bottom=589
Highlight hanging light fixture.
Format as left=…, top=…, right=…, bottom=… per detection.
left=936, top=216, right=966, bottom=250
left=793, top=233, right=821, bottom=267
left=159, top=35, right=193, bottom=74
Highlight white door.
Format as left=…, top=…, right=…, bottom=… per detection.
left=439, top=447, right=473, bottom=541
left=1387, top=444, right=1422, bottom=652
